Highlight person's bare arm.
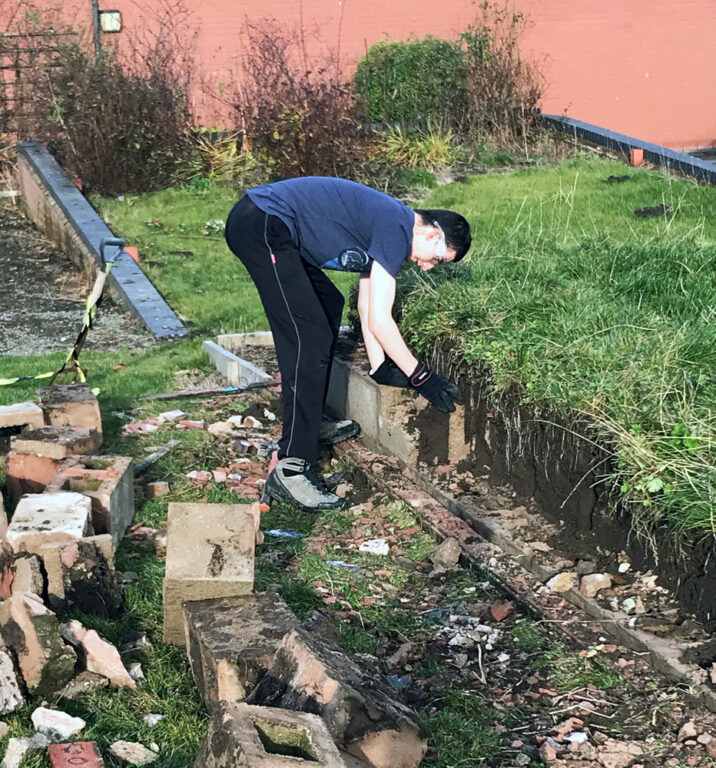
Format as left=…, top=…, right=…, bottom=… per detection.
left=366, top=261, right=418, bottom=376
left=358, top=275, right=386, bottom=371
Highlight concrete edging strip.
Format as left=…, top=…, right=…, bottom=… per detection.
left=543, top=114, right=716, bottom=185
left=15, top=140, right=186, bottom=339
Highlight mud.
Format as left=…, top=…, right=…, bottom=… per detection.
left=424, top=343, right=716, bottom=631
left=0, top=204, right=153, bottom=356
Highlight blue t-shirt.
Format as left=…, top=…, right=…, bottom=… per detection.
left=246, top=177, right=414, bottom=277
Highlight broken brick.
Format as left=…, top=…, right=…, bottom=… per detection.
left=183, top=593, right=299, bottom=706
left=248, top=627, right=426, bottom=768
left=45, top=455, right=134, bottom=545
left=36, top=383, right=103, bottom=439
left=11, top=425, right=100, bottom=460
left=49, top=741, right=105, bottom=768
left=5, top=451, right=64, bottom=503
left=0, top=592, right=76, bottom=696
left=195, top=702, right=346, bottom=768
left=6, top=492, right=93, bottom=553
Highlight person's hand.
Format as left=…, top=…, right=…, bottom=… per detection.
left=369, top=357, right=411, bottom=388
left=409, top=361, right=462, bottom=413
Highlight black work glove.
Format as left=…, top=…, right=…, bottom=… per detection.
left=409, top=361, right=462, bottom=413
left=370, top=357, right=411, bottom=388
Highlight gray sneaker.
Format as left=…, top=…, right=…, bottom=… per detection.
left=262, top=457, right=347, bottom=512
left=318, top=419, right=361, bottom=445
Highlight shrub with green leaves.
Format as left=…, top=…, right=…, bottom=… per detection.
left=354, top=37, right=467, bottom=125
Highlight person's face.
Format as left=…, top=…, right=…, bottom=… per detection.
left=409, top=222, right=456, bottom=271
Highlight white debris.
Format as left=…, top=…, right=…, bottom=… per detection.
left=31, top=707, right=85, bottom=742
left=359, top=538, right=390, bottom=556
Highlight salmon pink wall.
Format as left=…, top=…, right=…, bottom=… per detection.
left=5, top=1, right=715, bottom=150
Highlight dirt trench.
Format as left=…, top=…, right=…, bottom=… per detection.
left=418, top=344, right=716, bottom=634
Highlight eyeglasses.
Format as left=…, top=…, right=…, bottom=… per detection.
left=432, top=221, right=448, bottom=262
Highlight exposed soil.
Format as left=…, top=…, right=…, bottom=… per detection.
left=118, top=385, right=716, bottom=767
left=0, top=204, right=154, bottom=356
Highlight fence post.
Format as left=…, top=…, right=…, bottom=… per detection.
left=90, top=0, right=101, bottom=58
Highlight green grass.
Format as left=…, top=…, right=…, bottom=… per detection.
left=92, top=183, right=356, bottom=334
left=400, top=155, right=716, bottom=535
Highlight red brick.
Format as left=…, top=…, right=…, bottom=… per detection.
left=49, top=741, right=104, bottom=767
left=6, top=452, right=63, bottom=504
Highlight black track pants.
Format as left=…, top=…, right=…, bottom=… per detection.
left=225, top=195, right=344, bottom=462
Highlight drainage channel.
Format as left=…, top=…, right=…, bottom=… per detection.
left=205, top=332, right=716, bottom=717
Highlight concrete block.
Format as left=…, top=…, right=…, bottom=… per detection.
left=5, top=451, right=64, bottom=503
left=45, top=455, right=134, bottom=545
left=36, top=383, right=103, bottom=438
left=326, top=359, right=379, bottom=442
left=183, top=593, right=299, bottom=706
left=0, top=648, right=25, bottom=715
left=249, top=628, right=427, bottom=768
left=6, top=492, right=93, bottom=553
left=204, top=340, right=273, bottom=386
left=49, top=742, right=104, bottom=768
left=194, top=701, right=347, bottom=768
left=376, top=386, right=421, bottom=468
left=11, top=425, right=100, bottom=459
left=163, top=502, right=261, bottom=644
left=217, top=331, right=275, bottom=352
left=39, top=535, right=122, bottom=618
left=0, top=401, right=44, bottom=429
left=0, top=592, right=76, bottom=696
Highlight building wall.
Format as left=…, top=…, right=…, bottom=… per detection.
left=5, top=1, right=715, bottom=150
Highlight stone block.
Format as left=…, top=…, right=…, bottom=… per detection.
left=45, top=455, right=134, bottom=545
left=5, top=451, right=64, bottom=503
left=39, top=535, right=122, bottom=618
left=0, top=401, right=44, bottom=429
left=183, top=593, right=299, bottom=706
left=163, top=502, right=261, bottom=644
left=36, top=383, right=103, bottom=438
left=11, top=425, right=100, bottom=459
left=248, top=628, right=426, bottom=768
left=0, top=592, right=76, bottom=696
left=49, top=742, right=105, bottom=768
left=194, top=701, right=347, bottom=768
left=0, top=648, right=25, bottom=715
left=6, top=492, right=93, bottom=553
left=145, top=481, right=169, bottom=498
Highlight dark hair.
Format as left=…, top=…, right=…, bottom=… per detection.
left=415, top=209, right=472, bottom=262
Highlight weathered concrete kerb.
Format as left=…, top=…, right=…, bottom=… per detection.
left=16, top=140, right=186, bottom=339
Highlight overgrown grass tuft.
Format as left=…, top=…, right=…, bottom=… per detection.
left=401, top=156, right=715, bottom=535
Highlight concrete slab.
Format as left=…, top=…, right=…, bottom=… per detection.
left=36, top=383, right=103, bottom=438
left=7, top=492, right=93, bottom=553
left=183, top=593, right=299, bottom=706
left=195, top=701, right=347, bottom=767
left=163, top=502, right=260, bottom=644
left=45, top=455, right=134, bottom=545
left=0, top=402, right=44, bottom=429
